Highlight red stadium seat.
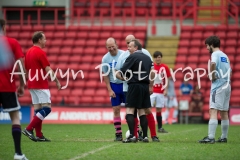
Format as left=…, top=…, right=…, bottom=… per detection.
left=189, top=48, right=200, bottom=55
left=215, top=25, right=227, bottom=32
left=69, top=55, right=81, bottom=63
left=187, top=55, right=198, bottom=63
left=84, top=89, right=95, bottom=96
left=177, top=48, right=188, bottom=55
left=225, top=39, right=237, bottom=47
left=181, top=26, right=192, bottom=32
left=227, top=31, right=238, bottom=39
left=88, top=71, right=100, bottom=80
left=54, top=32, right=65, bottom=39
left=64, top=39, right=75, bottom=47
left=193, top=25, right=204, bottom=32
left=60, top=47, right=72, bottom=55
left=7, top=32, right=19, bottom=39
left=190, top=40, right=202, bottom=47
left=65, top=32, right=76, bottom=39
left=224, top=48, right=236, bottom=55
left=68, top=26, right=79, bottom=31
left=66, top=96, right=80, bottom=105
left=33, top=25, right=44, bottom=31
left=72, top=47, right=83, bottom=55
left=80, top=96, right=93, bottom=103
left=50, top=39, right=63, bottom=47
left=58, top=55, right=70, bottom=62
left=215, top=31, right=226, bottom=39
left=44, top=25, right=56, bottom=32
left=88, top=32, right=100, bottom=39
left=204, top=25, right=215, bottom=32
left=191, top=32, right=203, bottom=39
left=86, top=40, right=97, bottom=47
left=48, top=47, right=60, bottom=55
left=178, top=40, right=189, bottom=47
left=85, top=80, right=98, bottom=88
left=74, top=40, right=86, bottom=47
left=175, top=56, right=187, bottom=63
left=100, top=32, right=111, bottom=39
left=180, top=32, right=191, bottom=39
left=59, top=89, right=71, bottom=96
left=21, top=25, right=32, bottom=32
left=73, top=81, right=85, bottom=88
left=79, top=63, right=91, bottom=70
left=77, top=32, right=88, bottom=39
left=81, top=55, right=93, bottom=63
left=55, top=25, right=67, bottom=31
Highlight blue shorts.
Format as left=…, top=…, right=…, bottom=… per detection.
left=110, top=82, right=125, bottom=106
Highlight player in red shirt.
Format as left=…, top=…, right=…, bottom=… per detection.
left=22, top=31, right=61, bottom=142
left=151, top=51, right=171, bottom=133
left=0, top=19, right=28, bottom=160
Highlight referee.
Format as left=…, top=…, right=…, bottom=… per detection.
left=116, top=39, right=154, bottom=143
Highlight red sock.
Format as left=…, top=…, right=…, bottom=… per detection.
left=26, top=116, right=42, bottom=131
left=134, top=118, right=139, bottom=138
left=146, top=113, right=157, bottom=137
left=35, top=120, right=43, bottom=137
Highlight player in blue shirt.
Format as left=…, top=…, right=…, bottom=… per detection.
left=199, top=36, right=231, bottom=144
left=102, top=37, right=125, bottom=141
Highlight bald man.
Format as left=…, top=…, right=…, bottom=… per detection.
left=101, top=37, right=125, bottom=141
left=115, top=35, right=160, bottom=142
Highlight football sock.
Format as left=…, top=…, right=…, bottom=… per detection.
left=173, top=109, right=178, bottom=119
left=139, top=115, right=148, bottom=138
left=12, top=124, right=22, bottom=155
left=126, top=114, right=135, bottom=137
left=146, top=113, right=156, bottom=137
left=156, top=112, right=162, bottom=129
left=134, top=118, right=139, bottom=138
left=26, top=116, right=42, bottom=131
left=221, top=120, right=229, bottom=139
left=114, top=117, right=122, bottom=135
left=208, top=119, right=218, bottom=139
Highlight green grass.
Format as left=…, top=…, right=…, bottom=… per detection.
left=0, top=124, right=239, bottom=160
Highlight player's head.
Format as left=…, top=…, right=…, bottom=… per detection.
left=205, top=36, right=220, bottom=54
left=153, top=51, right=163, bottom=65
left=128, top=39, right=142, bottom=54
left=125, top=35, right=135, bottom=47
left=32, top=31, right=46, bottom=48
left=106, top=37, right=118, bottom=55
left=0, top=19, right=6, bottom=34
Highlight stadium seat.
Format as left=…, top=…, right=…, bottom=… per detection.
left=187, top=55, right=198, bottom=63
left=215, top=31, right=226, bottom=39
left=65, top=32, right=76, bottom=39
left=59, top=89, right=71, bottom=96
left=88, top=32, right=100, bottom=39
left=77, top=32, right=88, bottom=39
left=79, top=63, right=91, bottom=70
left=180, top=32, right=191, bottom=39
left=224, top=48, right=236, bottom=55
left=85, top=80, right=98, bottom=88
left=227, top=31, right=238, bottom=39
left=60, top=47, right=72, bottom=55
left=177, top=48, right=188, bottom=55
left=51, top=39, right=63, bottom=47
left=80, top=96, right=93, bottom=103
left=44, top=25, right=56, bottom=32
left=225, top=39, right=237, bottom=47
left=68, top=25, right=79, bottom=31
left=81, top=55, right=93, bottom=63
left=175, top=55, right=187, bottom=63
left=191, top=32, right=203, bottom=39
left=190, top=40, right=202, bottom=47
left=73, top=81, right=86, bottom=88
left=69, top=55, right=81, bottom=63
left=181, top=26, right=192, bottom=32
left=72, top=47, right=84, bottom=54
left=48, top=47, right=60, bottom=55
left=178, top=40, right=189, bottom=47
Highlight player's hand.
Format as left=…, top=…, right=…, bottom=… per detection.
left=17, top=86, right=24, bottom=97
left=56, top=81, right=61, bottom=90
left=163, top=90, right=168, bottom=96
left=149, top=86, right=153, bottom=95
left=108, top=90, right=116, bottom=98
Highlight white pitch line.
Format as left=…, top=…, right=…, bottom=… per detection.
left=69, top=144, right=117, bottom=160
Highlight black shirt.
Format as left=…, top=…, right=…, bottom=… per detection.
left=120, top=50, right=153, bottom=84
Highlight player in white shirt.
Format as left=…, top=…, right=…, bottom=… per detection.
left=199, top=36, right=231, bottom=144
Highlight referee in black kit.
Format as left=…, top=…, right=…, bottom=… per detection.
left=116, top=39, right=154, bottom=143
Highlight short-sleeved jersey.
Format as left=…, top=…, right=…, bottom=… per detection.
left=211, top=50, right=231, bottom=92
left=153, top=63, right=171, bottom=93
left=180, top=83, right=193, bottom=95
left=120, top=50, right=153, bottom=84
left=102, top=49, right=124, bottom=84
left=166, top=78, right=176, bottom=97
left=25, top=46, right=50, bottom=89
left=0, top=37, right=24, bottom=92
left=115, top=48, right=153, bottom=92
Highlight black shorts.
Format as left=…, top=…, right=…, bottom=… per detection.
left=125, top=83, right=151, bottom=109
left=0, top=92, right=21, bottom=112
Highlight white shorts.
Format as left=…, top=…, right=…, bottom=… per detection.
left=210, top=84, right=231, bottom=111
left=29, top=89, right=51, bottom=104
left=150, top=93, right=165, bottom=108
left=165, top=97, right=178, bottom=108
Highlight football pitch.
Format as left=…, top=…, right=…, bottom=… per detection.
left=0, top=124, right=239, bottom=160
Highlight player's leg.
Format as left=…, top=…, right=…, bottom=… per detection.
left=111, top=83, right=123, bottom=141
left=23, top=89, right=51, bottom=142
left=172, top=97, right=179, bottom=123
left=199, top=88, right=225, bottom=143
left=144, top=108, right=159, bottom=142
left=138, top=109, right=148, bottom=142
left=122, top=84, right=141, bottom=143
left=156, top=94, right=168, bottom=133
left=217, top=85, right=231, bottom=143
left=0, top=92, right=28, bottom=159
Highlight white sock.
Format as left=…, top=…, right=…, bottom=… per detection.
left=208, top=119, right=218, bottom=139
left=221, top=120, right=229, bottom=139
left=173, top=109, right=178, bottom=118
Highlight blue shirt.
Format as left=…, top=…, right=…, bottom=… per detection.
left=102, top=49, right=124, bottom=84
left=180, top=83, right=193, bottom=95
left=211, top=50, right=231, bottom=92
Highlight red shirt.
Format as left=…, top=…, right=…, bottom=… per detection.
left=153, top=63, right=171, bottom=93
left=0, top=37, right=24, bottom=92
left=25, top=46, right=50, bottom=89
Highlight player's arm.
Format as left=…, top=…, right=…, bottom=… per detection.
left=17, top=57, right=26, bottom=96
left=45, top=66, right=61, bottom=90
left=103, top=75, right=116, bottom=98
left=149, top=68, right=155, bottom=95
left=210, top=62, right=217, bottom=82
